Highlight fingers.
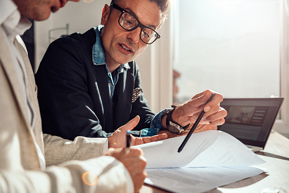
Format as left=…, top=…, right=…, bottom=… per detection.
left=132, top=171, right=147, bottom=192
left=188, top=103, right=226, bottom=126
left=157, top=133, right=168, bottom=140
left=123, top=155, right=147, bottom=176
left=189, top=90, right=223, bottom=112
left=105, top=147, right=145, bottom=163
left=197, top=90, right=215, bottom=106
left=103, top=147, right=127, bottom=160
left=133, top=133, right=168, bottom=145
left=204, top=107, right=227, bottom=125
left=146, top=133, right=167, bottom=142
left=103, top=147, right=116, bottom=156
left=109, top=116, right=141, bottom=148
left=182, top=90, right=222, bottom=116
left=142, top=137, right=153, bottom=143
left=187, top=105, right=218, bottom=122
left=193, top=124, right=217, bottom=134
left=171, top=90, right=226, bottom=129
left=118, top=116, right=140, bottom=132
left=115, top=147, right=147, bottom=192
left=106, top=147, right=147, bottom=193
left=127, top=146, right=145, bottom=157
left=133, top=137, right=144, bottom=146
left=204, top=90, right=223, bottom=113
left=158, top=130, right=178, bottom=138
left=188, top=90, right=214, bottom=108
left=209, top=118, right=225, bottom=126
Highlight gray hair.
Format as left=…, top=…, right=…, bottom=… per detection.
left=110, top=0, right=170, bottom=23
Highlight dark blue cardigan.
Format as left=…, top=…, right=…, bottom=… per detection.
left=35, top=28, right=154, bottom=140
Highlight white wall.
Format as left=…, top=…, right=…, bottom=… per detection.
left=276, top=0, right=289, bottom=135
left=35, top=0, right=109, bottom=71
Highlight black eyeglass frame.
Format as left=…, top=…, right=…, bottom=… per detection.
left=110, top=3, right=161, bottom=45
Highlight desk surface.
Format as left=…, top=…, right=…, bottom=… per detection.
left=140, top=131, right=289, bottom=193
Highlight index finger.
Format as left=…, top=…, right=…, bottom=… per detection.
left=184, top=90, right=215, bottom=113
left=118, top=116, right=140, bottom=132
left=142, top=133, right=168, bottom=143
left=203, top=91, right=223, bottom=112
left=128, top=146, right=144, bottom=156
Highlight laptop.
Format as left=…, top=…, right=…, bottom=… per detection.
left=218, top=98, right=283, bottom=152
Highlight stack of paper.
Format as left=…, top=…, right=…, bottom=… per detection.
left=138, top=130, right=265, bottom=193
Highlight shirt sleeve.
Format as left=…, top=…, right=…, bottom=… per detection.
left=43, top=133, right=107, bottom=166
left=0, top=156, right=133, bottom=193
left=140, top=108, right=171, bottom=137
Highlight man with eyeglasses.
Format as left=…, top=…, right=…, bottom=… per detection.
left=35, top=0, right=227, bottom=148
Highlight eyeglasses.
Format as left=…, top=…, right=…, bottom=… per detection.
left=110, top=3, right=161, bottom=45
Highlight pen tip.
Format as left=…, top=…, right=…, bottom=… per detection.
left=127, top=130, right=130, bottom=134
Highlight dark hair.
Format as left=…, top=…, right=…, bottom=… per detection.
left=110, top=0, right=170, bottom=22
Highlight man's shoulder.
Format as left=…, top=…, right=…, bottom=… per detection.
left=70, top=28, right=96, bottom=42
left=50, top=28, right=96, bottom=49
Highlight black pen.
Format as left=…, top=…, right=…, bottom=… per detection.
left=126, top=130, right=131, bottom=148
left=178, top=93, right=215, bottom=153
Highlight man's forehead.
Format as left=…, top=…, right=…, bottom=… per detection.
left=116, top=0, right=162, bottom=29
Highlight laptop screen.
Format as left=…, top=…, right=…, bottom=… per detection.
left=218, top=98, right=283, bottom=148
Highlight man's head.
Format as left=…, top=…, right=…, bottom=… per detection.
left=13, top=0, right=79, bottom=21
left=100, top=0, right=170, bottom=69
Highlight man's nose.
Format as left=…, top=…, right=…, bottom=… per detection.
left=127, top=27, right=141, bottom=44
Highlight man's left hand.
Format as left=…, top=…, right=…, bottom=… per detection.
left=108, top=116, right=167, bottom=148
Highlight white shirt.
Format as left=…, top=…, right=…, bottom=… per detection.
left=0, top=0, right=45, bottom=170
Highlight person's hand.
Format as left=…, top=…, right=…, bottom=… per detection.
left=167, top=90, right=227, bottom=128
left=158, top=124, right=217, bottom=138
left=108, top=116, right=167, bottom=148
left=103, top=147, right=147, bottom=192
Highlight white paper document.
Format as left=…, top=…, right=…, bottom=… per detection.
left=138, top=130, right=265, bottom=193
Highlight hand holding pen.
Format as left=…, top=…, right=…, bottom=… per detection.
left=103, top=132, right=147, bottom=193
left=159, top=90, right=227, bottom=139
left=178, top=93, right=215, bottom=153
left=170, top=90, right=226, bottom=127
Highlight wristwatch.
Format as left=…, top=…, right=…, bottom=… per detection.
left=165, top=106, right=190, bottom=134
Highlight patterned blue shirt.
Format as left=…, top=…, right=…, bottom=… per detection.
left=92, top=26, right=130, bottom=98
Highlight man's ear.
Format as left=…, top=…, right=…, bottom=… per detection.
left=101, top=4, right=110, bottom=25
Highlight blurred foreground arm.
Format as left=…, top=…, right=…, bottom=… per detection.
left=0, top=155, right=135, bottom=193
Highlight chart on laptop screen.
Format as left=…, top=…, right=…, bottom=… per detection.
left=218, top=98, right=283, bottom=146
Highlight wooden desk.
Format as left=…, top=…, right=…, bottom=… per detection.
left=140, top=131, right=289, bottom=193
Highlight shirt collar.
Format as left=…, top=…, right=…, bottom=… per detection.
left=0, top=0, right=31, bottom=40
left=0, top=0, right=17, bottom=26
left=92, top=25, right=130, bottom=70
